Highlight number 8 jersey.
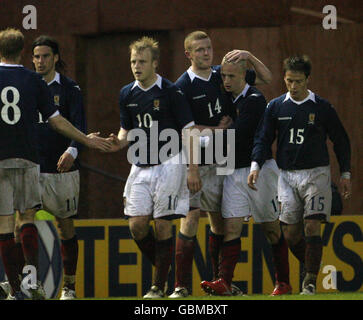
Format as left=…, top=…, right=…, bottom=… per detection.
left=0, top=64, right=57, bottom=164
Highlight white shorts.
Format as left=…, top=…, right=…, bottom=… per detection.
left=278, top=166, right=332, bottom=224
left=189, top=164, right=224, bottom=213
left=123, top=154, right=189, bottom=219
left=0, top=166, right=41, bottom=215
left=222, top=159, right=279, bottom=223
left=40, top=170, right=80, bottom=219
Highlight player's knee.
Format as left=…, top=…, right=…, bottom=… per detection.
left=130, top=225, right=149, bottom=241
left=129, top=220, right=150, bottom=241
left=154, top=218, right=172, bottom=240
left=224, top=222, right=241, bottom=240
left=304, top=218, right=322, bottom=237
left=208, top=212, right=224, bottom=234
left=180, top=211, right=200, bottom=236
left=261, top=222, right=281, bottom=245
left=281, top=224, right=301, bottom=246
left=0, top=215, right=15, bottom=234
left=264, top=229, right=281, bottom=245
left=56, top=218, right=75, bottom=240
left=17, top=209, right=36, bottom=226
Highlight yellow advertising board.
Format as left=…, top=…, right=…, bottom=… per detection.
left=72, top=216, right=362, bottom=298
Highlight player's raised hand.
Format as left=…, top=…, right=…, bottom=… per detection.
left=86, top=132, right=112, bottom=151
left=224, top=50, right=250, bottom=63
left=247, top=170, right=259, bottom=191
left=187, top=166, right=202, bottom=193
left=57, top=152, right=75, bottom=173
left=340, top=177, right=352, bottom=200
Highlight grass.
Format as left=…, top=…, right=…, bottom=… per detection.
left=78, top=292, right=363, bottom=300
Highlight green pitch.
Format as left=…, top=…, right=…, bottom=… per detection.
left=78, top=292, right=363, bottom=300
left=35, top=210, right=55, bottom=221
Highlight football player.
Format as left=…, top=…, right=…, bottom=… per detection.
left=248, top=55, right=351, bottom=295
left=170, top=30, right=273, bottom=298
left=0, top=28, right=110, bottom=300
left=31, top=35, right=86, bottom=300
left=200, top=56, right=291, bottom=296
left=103, top=36, right=201, bottom=298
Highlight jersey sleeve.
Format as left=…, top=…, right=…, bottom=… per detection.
left=251, top=100, right=276, bottom=168
left=168, top=86, right=195, bottom=129
left=324, top=105, right=351, bottom=173
left=67, top=84, right=87, bottom=151
left=36, top=76, right=58, bottom=120
left=119, top=87, right=133, bottom=130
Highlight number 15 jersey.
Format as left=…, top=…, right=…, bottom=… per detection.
left=252, top=90, right=351, bottom=173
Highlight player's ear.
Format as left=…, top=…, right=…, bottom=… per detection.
left=54, top=53, right=59, bottom=64
left=185, top=50, right=191, bottom=60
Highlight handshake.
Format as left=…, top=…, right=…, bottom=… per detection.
left=86, top=132, right=122, bottom=153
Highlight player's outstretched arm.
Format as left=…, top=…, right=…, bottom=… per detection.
left=224, top=50, right=272, bottom=85
left=183, top=126, right=202, bottom=193
left=48, top=115, right=111, bottom=151
left=100, top=127, right=129, bottom=153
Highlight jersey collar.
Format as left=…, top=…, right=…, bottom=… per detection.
left=132, top=74, right=162, bottom=92
left=0, top=62, right=23, bottom=67
left=47, top=72, right=61, bottom=86
left=232, top=83, right=250, bottom=103
left=187, top=67, right=216, bottom=82
left=283, top=89, right=316, bottom=105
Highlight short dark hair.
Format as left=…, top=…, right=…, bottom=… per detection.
left=32, top=35, right=66, bottom=72
left=283, top=55, right=311, bottom=78
left=0, top=28, right=24, bottom=60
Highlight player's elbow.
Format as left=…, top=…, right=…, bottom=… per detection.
left=48, top=115, right=65, bottom=133
left=262, top=72, right=273, bottom=85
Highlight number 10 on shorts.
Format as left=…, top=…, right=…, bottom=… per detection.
left=168, top=195, right=178, bottom=211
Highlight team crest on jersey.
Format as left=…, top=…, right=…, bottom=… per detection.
left=54, top=95, right=60, bottom=106
left=308, top=113, right=315, bottom=125
left=153, top=99, right=160, bottom=111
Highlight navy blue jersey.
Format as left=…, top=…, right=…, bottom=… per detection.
left=252, top=91, right=351, bottom=172
left=119, top=75, right=194, bottom=166
left=175, top=66, right=256, bottom=126
left=226, top=85, right=272, bottom=169
left=36, top=73, right=86, bottom=173
left=175, top=66, right=256, bottom=165
left=0, top=65, right=57, bottom=164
